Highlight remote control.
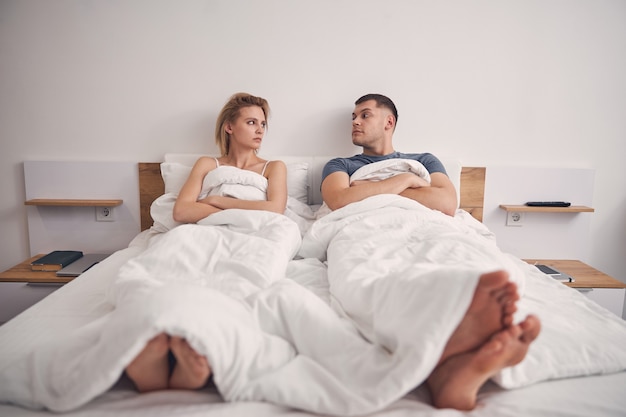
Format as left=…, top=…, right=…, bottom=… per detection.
left=525, top=201, right=571, bottom=207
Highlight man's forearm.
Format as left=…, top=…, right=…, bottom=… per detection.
left=399, top=187, right=457, bottom=216
left=325, top=174, right=419, bottom=210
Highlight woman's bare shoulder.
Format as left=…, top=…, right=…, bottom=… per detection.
left=265, top=159, right=286, bottom=167
left=193, top=156, right=218, bottom=171
left=264, top=159, right=287, bottom=175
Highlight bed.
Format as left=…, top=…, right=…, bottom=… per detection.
left=1, top=154, right=625, bottom=417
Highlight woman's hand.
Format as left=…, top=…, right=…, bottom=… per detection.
left=198, top=195, right=223, bottom=208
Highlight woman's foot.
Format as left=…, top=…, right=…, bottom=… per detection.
left=439, top=270, right=519, bottom=364
left=169, top=336, right=212, bottom=390
left=125, top=333, right=170, bottom=392
left=427, top=315, right=541, bottom=410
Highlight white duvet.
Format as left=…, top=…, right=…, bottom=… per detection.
left=299, top=193, right=626, bottom=393
left=1, top=160, right=626, bottom=416
left=0, top=207, right=494, bottom=416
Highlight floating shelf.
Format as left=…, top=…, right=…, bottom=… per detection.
left=25, top=199, right=123, bottom=207
left=499, top=204, right=594, bottom=213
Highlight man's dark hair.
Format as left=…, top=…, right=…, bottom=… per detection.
left=355, top=93, right=398, bottom=125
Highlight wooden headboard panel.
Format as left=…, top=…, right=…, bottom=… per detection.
left=458, top=167, right=486, bottom=223
left=138, top=163, right=486, bottom=231
left=139, top=163, right=164, bottom=232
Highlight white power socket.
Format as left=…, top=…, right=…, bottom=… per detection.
left=506, top=211, right=524, bottom=227
left=96, top=206, right=115, bottom=222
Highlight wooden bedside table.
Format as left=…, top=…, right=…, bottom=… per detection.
left=0, top=255, right=72, bottom=325
left=0, top=255, right=75, bottom=284
left=524, top=259, right=626, bottom=318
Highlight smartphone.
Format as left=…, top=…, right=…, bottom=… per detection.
left=535, top=264, right=575, bottom=282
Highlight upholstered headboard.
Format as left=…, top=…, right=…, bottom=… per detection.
left=138, top=155, right=485, bottom=231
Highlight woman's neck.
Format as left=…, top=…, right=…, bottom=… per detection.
left=221, top=150, right=260, bottom=170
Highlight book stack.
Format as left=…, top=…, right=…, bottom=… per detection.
left=30, top=251, right=83, bottom=272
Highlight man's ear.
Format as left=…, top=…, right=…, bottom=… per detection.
left=385, top=114, right=396, bottom=131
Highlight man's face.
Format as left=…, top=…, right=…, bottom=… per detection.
left=351, top=100, right=391, bottom=148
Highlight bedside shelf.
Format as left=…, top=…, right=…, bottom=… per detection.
left=524, top=259, right=625, bottom=289
left=25, top=199, right=123, bottom=207
left=499, top=204, right=594, bottom=213
left=0, top=255, right=74, bottom=283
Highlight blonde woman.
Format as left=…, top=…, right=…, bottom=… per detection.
left=173, top=92, right=287, bottom=223
left=126, top=93, right=288, bottom=392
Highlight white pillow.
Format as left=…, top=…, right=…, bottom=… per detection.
left=161, top=162, right=191, bottom=195
left=160, top=160, right=309, bottom=204
left=286, top=162, right=309, bottom=204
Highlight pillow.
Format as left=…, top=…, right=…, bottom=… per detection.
left=161, top=162, right=192, bottom=194
left=160, top=160, right=309, bottom=204
left=285, top=162, right=309, bottom=204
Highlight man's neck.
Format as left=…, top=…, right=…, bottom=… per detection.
left=362, top=147, right=396, bottom=157
left=360, top=137, right=395, bottom=156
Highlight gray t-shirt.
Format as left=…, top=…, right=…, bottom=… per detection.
left=322, top=152, right=447, bottom=182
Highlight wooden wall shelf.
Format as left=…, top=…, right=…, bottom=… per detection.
left=499, top=204, right=594, bottom=213
left=25, top=199, right=123, bottom=207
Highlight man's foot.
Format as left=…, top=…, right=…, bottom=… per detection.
left=125, top=333, right=170, bottom=392
left=169, top=336, right=212, bottom=390
left=439, top=270, right=519, bottom=364
left=427, top=314, right=541, bottom=410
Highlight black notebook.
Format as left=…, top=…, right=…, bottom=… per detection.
left=31, top=251, right=83, bottom=271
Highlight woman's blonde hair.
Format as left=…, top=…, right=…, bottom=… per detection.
left=215, top=93, right=271, bottom=156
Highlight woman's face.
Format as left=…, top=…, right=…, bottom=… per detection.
left=226, top=106, right=266, bottom=151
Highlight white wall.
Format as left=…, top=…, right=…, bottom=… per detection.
left=483, top=166, right=595, bottom=260
left=1, top=1, right=625, bottom=282
left=23, top=161, right=141, bottom=255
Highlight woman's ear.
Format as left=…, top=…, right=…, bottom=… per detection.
left=225, top=122, right=233, bottom=135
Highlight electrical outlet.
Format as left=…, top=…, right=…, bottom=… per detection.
left=506, top=211, right=524, bottom=227
left=96, top=206, right=115, bottom=222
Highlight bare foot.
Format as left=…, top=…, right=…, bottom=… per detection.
left=427, top=314, right=541, bottom=410
left=169, top=336, right=212, bottom=390
left=125, top=333, right=170, bottom=392
left=439, top=270, right=519, bottom=364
